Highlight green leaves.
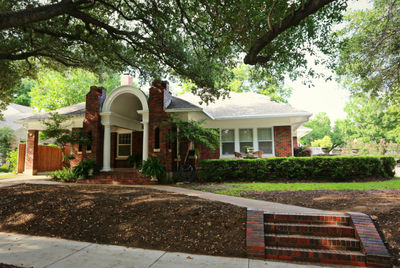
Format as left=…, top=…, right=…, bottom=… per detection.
left=0, top=127, right=15, bottom=163
left=168, top=119, right=220, bottom=152
left=197, top=156, right=396, bottom=182
left=334, top=0, right=400, bottom=100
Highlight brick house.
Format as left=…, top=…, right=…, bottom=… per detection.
left=18, top=75, right=311, bottom=178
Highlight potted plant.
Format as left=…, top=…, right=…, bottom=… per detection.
left=244, top=146, right=254, bottom=154
left=141, top=156, right=165, bottom=182
left=127, top=154, right=142, bottom=170
left=73, top=159, right=99, bottom=180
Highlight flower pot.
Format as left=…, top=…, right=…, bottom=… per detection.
left=150, top=175, right=158, bottom=182
left=88, top=168, right=94, bottom=176
left=246, top=147, right=254, bottom=154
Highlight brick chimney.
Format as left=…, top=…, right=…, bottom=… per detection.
left=120, top=74, right=133, bottom=86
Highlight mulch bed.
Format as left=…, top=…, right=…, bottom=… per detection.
left=0, top=184, right=246, bottom=258
left=244, top=189, right=400, bottom=266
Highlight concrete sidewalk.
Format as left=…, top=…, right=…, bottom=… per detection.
left=0, top=175, right=59, bottom=188
left=0, top=232, right=321, bottom=268
left=143, top=185, right=343, bottom=215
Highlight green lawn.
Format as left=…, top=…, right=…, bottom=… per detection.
left=0, top=173, right=19, bottom=179
left=187, top=179, right=400, bottom=196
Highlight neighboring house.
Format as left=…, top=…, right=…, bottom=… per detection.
left=17, top=75, right=312, bottom=175
left=1, top=103, right=34, bottom=148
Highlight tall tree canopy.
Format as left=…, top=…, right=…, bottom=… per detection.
left=30, top=68, right=121, bottom=111
left=334, top=0, right=400, bottom=100
left=335, top=96, right=400, bottom=144
left=180, top=65, right=292, bottom=103
left=0, top=0, right=348, bottom=118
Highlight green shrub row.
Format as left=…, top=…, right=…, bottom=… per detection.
left=197, top=156, right=396, bottom=182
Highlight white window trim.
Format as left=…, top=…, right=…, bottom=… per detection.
left=257, top=127, right=274, bottom=156
left=239, top=128, right=254, bottom=153
left=219, top=127, right=275, bottom=158
left=116, top=131, right=132, bottom=160
left=220, top=128, right=235, bottom=157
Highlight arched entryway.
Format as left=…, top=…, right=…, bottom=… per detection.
left=100, top=85, right=149, bottom=171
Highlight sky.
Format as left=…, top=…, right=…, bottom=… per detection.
left=287, top=0, right=372, bottom=123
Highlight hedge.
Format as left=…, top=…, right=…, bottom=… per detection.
left=197, top=156, right=396, bottom=182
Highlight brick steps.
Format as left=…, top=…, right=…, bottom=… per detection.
left=265, top=246, right=366, bottom=266
left=264, top=213, right=350, bottom=226
left=265, top=234, right=361, bottom=250
left=264, top=222, right=355, bottom=237
left=263, top=213, right=367, bottom=267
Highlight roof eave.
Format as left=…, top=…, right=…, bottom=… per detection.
left=212, top=112, right=312, bottom=120
left=165, top=108, right=203, bottom=113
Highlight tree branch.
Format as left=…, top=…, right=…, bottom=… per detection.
left=244, top=0, right=334, bottom=65
left=0, top=0, right=85, bottom=30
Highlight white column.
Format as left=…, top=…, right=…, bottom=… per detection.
left=142, top=121, right=149, bottom=161
left=234, top=128, right=240, bottom=153
left=102, top=124, right=111, bottom=171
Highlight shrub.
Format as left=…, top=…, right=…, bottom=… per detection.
left=72, top=159, right=99, bottom=179
left=127, top=154, right=142, bottom=169
left=311, top=136, right=333, bottom=148
left=294, top=146, right=311, bottom=157
left=6, top=149, right=18, bottom=173
left=0, top=167, right=9, bottom=173
left=47, top=167, right=77, bottom=182
left=142, top=156, right=166, bottom=182
left=197, top=156, right=395, bottom=182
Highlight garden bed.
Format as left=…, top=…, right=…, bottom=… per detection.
left=0, top=184, right=246, bottom=258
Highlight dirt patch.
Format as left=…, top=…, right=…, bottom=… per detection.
left=0, top=184, right=246, bottom=258
left=244, top=189, right=400, bottom=266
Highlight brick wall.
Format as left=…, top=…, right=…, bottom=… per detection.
left=148, top=80, right=175, bottom=172
left=197, top=143, right=220, bottom=161
left=274, top=126, right=293, bottom=157
left=25, top=130, right=39, bottom=175
left=82, top=86, right=107, bottom=168
left=293, top=136, right=298, bottom=149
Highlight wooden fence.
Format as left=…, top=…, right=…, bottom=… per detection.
left=17, top=144, right=63, bottom=173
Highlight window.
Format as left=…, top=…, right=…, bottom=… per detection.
left=221, top=129, right=234, bottom=155
left=118, top=133, right=131, bottom=157
left=154, top=127, right=160, bottom=149
left=86, top=131, right=92, bottom=152
left=239, top=129, right=253, bottom=153
left=258, top=128, right=273, bottom=154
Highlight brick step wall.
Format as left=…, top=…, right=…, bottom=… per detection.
left=78, top=171, right=156, bottom=185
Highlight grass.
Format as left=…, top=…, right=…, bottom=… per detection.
left=0, top=173, right=19, bottom=179
left=187, top=179, right=400, bottom=196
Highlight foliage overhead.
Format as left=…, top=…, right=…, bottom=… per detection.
left=180, top=65, right=292, bottom=103
left=334, top=0, right=400, bottom=100
left=0, top=0, right=348, bottom=116
left=12, top=79, right=35, bottom=106
left=30, top=68, right=120, bottom=111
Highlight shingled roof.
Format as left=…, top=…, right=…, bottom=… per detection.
left=177, top=92, right=312, bottom=120
left=18, top=102, right=86, bottom=122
